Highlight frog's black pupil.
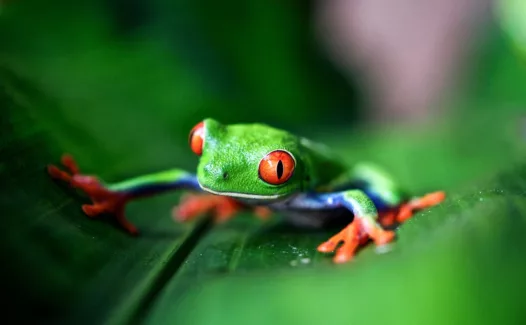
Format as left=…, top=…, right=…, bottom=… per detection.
left=277, top=160, right=284, bottom=179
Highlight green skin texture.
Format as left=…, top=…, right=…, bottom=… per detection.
left=103, top=118, right=408, bottom=227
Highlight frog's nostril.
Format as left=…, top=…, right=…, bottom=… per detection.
left=203, top=163, right=229, bottom=181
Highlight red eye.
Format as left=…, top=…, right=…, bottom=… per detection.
left=189, top=121, right=205, bottom=155
left=258, top=150, right=295, bottom=185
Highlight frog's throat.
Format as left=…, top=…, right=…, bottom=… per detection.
left=199, top=184, right=286, bottom=200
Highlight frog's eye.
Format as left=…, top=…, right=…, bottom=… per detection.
left=258, top=150, right=295, bottom=185
left=189, top=121, right=205, bottom=156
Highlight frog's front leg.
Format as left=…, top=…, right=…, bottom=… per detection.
left=48, top=154, right=200, bottom=235
left=314, top=190, right=395, bottom=263
left=173, top=193, right=272, bottom=223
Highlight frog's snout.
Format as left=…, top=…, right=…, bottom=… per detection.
left=202, top=163, right=230, bottom=183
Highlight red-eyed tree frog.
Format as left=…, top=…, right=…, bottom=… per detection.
left=47, top=119, right=445, bottom=263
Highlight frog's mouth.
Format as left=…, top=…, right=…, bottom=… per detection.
left=199, top=183, right=287, bottom=200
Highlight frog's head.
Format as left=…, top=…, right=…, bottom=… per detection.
left=189, top=118, right=307, bottom=201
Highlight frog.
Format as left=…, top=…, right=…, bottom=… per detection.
left=47, top=118, right=445, bottom=263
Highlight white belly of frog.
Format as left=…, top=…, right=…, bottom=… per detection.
left=275, top=207, right=352, bottom=228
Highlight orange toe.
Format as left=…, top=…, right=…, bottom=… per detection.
left=47, top=165, right=72, bottom=182
left=333, top=251, right=353, bottom=264
left=333, top=239, right=359, bottom=263
left=415, top=191, right=446, bottom=208
left=395, top=205, right=413, bottom=223
left=173, top=194, right=211, bottom=222
left=373, top=230, right=395, bottom=246
left=253, top=206, right=272, bottom=220
left=317, top=240, right=338, bottom=253
left=82, top=204, right=98, bottom=217
left=378, top=209, right=396, bottom=227
left=396, top=190, right=446, bottom=223
left=61, top=154, right=80, bottom=175
left=173, top=194, right=243, bottom=223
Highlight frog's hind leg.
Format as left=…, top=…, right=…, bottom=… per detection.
left=395, top=191, right=446, bottom=223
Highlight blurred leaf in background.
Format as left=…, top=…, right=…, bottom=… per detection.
left=497, top=0, right=526, bottom=58
left=0, top=0, right=361, bottom=177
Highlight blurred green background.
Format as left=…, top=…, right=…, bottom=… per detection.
left=1, top=0, right=526, bottom=324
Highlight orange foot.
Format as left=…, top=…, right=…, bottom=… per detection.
left=172, top=193, right=272, bottom=224
left=317, top=217, right=395, bottom=264
left=379, top=191, right=446, bottom=227
left=47, top=154, right=138, bottom=235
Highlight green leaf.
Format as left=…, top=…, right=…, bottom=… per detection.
left=2, top=64, right=526, bottom=324
left=2, top=3, right=526, bottom=323
left=0, top=68, right=204, bottom=324
left=143, top=165, right=526, bottom=325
